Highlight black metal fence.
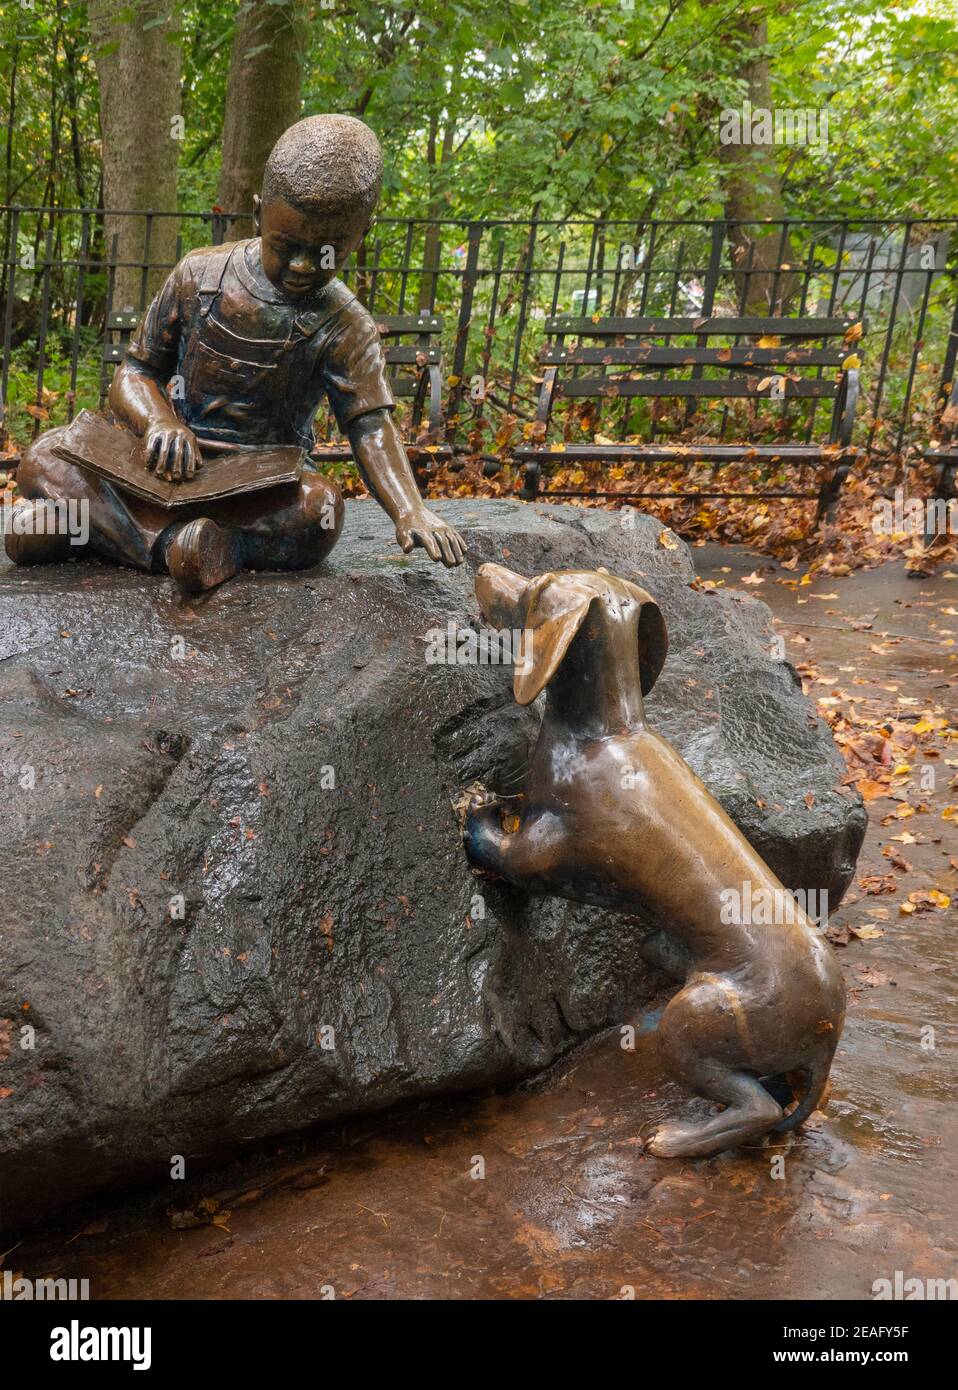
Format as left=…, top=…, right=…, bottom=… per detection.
left=2, top=204, right=957, bottom=464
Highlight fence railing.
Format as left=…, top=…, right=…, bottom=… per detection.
left=2, top=205, right=956, bottom=464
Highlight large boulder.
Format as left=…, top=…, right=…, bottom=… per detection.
left=0, top=499, right=865, bottom=1226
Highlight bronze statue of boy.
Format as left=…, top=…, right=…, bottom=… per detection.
left=7, top=115, right=465, bottom=591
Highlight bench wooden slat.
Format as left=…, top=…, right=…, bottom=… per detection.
left=311, top=441, right=453, bottom=460
left=540, top=345, right=847, bottom=367
left=384, top=345, right=440, bottom=364
left=534, top=487, right=822, bottom=500
left=555, top=377, right=839, bottom=400
left=390, top=377, right=439, bottom=398
left=374, top=314, right=443, bottom=335
left=544, top=315, right=860, bottom=337
left=102, top=344, right=440, bottom=366
left=104, top=311, right=444, bottom=337
left=514, top=443, right=853, bottom=462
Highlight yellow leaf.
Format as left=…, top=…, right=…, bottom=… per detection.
left=851, top=923, right=884, bottom=940
left=842, top=354, right=861, bottom=370
left=758, top=335, right=780, bottom=348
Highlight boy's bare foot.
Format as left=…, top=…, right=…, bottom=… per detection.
left=3, top=500, right=74, bottom=565
left=167, top=517, right=242, bottom=594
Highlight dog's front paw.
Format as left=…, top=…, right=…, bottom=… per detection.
left=464, top=791, right=501, bottom=831
left=463, top=792, right=505, bottom=872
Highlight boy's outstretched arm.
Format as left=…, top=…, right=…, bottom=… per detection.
left=346, top=409, right=466, bottom=567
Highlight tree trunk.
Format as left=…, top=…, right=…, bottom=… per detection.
left=89, top=0, right=182, bottom=310
left=216, top=0, right=305, bottom=227
left=418, top=116, right=453, bottom=312
left=718, top=14, right=797, bottom=312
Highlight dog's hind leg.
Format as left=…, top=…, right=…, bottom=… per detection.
left=645, top=979, right=782, bottom=1159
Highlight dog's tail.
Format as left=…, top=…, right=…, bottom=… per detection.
left=770, top=1050, right=835, bottom=1134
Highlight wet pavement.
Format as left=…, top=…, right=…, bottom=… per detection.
left=4, top=545, right=956, bottom=1300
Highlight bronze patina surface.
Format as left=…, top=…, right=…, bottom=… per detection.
left=7, top=115, right=464, bottom=590
left=464, top=563, right=847, bottom=1159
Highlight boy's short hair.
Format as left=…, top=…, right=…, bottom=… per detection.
left=261, top=115, right=383, bottom=224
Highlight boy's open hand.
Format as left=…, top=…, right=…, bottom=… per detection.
left=143, top=421, right=201, bottom=482
left=395, top=506, right=466, bottom=567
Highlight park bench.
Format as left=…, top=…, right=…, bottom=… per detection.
left=102, top=307, right=450, bottom=470
left=309, top=310, right=451, bottom=468
left=923, top=373, right=958, bottom=502
left=513, top=314, right=864, bottom=524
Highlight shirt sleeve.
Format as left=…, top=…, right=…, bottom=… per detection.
left=319, top=303, right=395, bottom=430
left=125, top=255, right=195, bottom=378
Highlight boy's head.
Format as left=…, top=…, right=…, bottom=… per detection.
left=255, top=114, right=383, bottom=298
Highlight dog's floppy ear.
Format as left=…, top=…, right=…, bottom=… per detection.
left=623, top=580, right=669, bottom=695
left=513, top=572, right=594, bottom=705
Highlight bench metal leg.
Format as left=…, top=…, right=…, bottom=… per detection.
left=935, top=458, right=957, bottom=502
left=519, top=460, right=541, bottom=500
left=815, top=460, right=852, bottom=527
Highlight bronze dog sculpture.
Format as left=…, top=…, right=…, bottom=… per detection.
left=463, top=563, right=846, bottom=1158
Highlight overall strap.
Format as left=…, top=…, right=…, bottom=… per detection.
left=291, top=281, right=358, bottom=343
left=195, top=243, right=235, bottom=319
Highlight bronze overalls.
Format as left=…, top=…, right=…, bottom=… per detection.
left=18, top=242, right=345, bottom=571
left=178, top=242, right=330, bottom=453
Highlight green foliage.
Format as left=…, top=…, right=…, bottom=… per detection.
left=3, top=341, right=103, bottom=443
left=1, top=0, right=956, bottom=221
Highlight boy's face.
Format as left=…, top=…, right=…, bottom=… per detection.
left=258, top=197, right=367, bottom=298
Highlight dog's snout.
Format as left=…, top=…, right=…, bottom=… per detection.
left=474, top=562, right=528, bottom=626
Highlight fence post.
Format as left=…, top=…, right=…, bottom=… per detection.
left=684, top=218, right=726, bottom=421
left=509, top=218, right=539, bottom=407
left=701, top=218, right=725, bottom=316
left=99, top=232, right=120, bottom=411
left=0, top=206, right=20, bottom=445
left=33, top=229, right=54, bottom=439
left=67, top=210, right=92, bottom=424
left=448, top=221, right=482, bottom=444
left=868, top=220, right=913, bottom=453
left=938, top=275, right=958, bottom=415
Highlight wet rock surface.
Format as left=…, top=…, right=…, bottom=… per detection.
left=0, top=500, right=863, bottom=1227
